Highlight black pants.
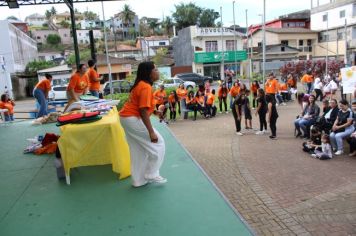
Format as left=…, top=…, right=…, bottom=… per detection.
left=187, top=104, right=198, bottom=120
left=252, top=93, right=257, bottom=108
left=169, top=102, right=176, bottom=120
left=307, top=82, right=312, bottom=94
left=219, top=97, right=227, bottom=112
left=270, top=116, right=278, bottom=137
left=232, top=106, right=241, bottom=132
left=258, top=112, right=267, bottom=131
left=347, top=137, right=356, bottom=153
left=281, top=93, right=288, bottom=102
left=314, top=89, right=323, bottom=101
left=177, top=100, right=181, bottom=115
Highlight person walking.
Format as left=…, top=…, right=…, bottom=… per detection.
left=33, top=73, right=52, bottom=118
left=87, top=59, right=102, bottom=98
left=119, top=61, right=167, bottom=187
left=266, top=94, right=279, bottom=140
left=218, top=83, right=229, bottom=113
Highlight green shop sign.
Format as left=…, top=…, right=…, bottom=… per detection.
left=194, top=51, right=247, bottom=63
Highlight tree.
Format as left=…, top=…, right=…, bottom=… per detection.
left=66, top=49, right=91, bottom=66
left=162, top=16, right=174, bottom=36
left=84, top=11, right=98, bottom=21
left=120, top=4, right=135, bottom=27
left=46, top=34, right=61, bottom=45
left=6, top=16, right=19, bottom=21
left=50, top=6, right=57, bottom=16
left=59, top=20, right=70, bottom=28
left=199, top=9, right=219, bottom=27
left=45, top=10, right=52, bottom=20
left=172, top=3, right=202, bottom=30
left=153, top=48, right=168, bottom=66
left=25, top=60, right=56, bottom=75
left=149, top=19, right=160, bottom=35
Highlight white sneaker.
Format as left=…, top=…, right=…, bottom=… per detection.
left=225, top=111, right=229, bottom=114
left=146, top=176, right=167, bottom=184
left=264, top=130, right=269, bottom=134
left=282, top=103, right=286, bottom=106
left=255, top=131, right=264, bottom=135
left=311, top=154, right=317, bottom=158
left=335, top=150, right=344, bottom=156
left=219, top=111, right=222, bottom=114
left=236, top=132, right=243, bottom=136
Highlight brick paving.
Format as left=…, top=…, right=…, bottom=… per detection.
left=168, top=100, right=356, bottom=235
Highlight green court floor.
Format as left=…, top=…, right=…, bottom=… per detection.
left=0, top=120, right=252, bottom=236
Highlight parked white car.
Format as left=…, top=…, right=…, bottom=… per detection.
left=155, top=78, right=196, bottom=90
left=48, top=84, right=68, bottom=100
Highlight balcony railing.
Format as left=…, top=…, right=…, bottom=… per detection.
left=298, top=46, right=313, bottom=52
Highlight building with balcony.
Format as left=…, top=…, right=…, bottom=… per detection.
left=110, top=11, right=139, bottom=40
left=51, top=12, right=84, bottom=28
left=311, top=0, right=356, bottom=64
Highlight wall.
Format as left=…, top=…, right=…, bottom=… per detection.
left=32, top=30, right=58, bottom=44
left=314, top=41, right=346, bottom=58
left=58, top=28, right=71, bottom=45
left=171, top=66, right=192, bottom=76
left=173, top=27, right=194, bottom=66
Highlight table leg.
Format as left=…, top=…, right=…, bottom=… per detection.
left=66, top=174, right=71, bottom=185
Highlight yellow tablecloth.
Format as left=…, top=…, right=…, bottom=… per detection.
left=57, top=107, right=131, bottom=182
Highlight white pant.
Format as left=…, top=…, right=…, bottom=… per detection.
left=120, top=116, right=165, bottom=187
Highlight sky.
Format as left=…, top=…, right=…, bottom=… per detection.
left=0, top=0, right=331, bottom=27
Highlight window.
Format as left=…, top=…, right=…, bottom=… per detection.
left=353, top=3, right=356, bottom=17
left=307, top=39, right=312, bottom=46
left=257, top=42, right=262, bottom=47
left=337, top=32, right=343, bottom=40
left=64, top=34, right=67, bottom=37
left=281, top=40, right=288, bottom=46
left=37, top=36, right=41, bottom=39
left=159, top=42, right=166, bottom=46
left=353, top=27, right=356, bottom=39
left=205, top=41, right=218, bottom=52
left=340, top=10, right=345, bottom=18
left=322, top=14, right=328, bottom=22
left=299, top=40, right=303, bottom=46
left=226, top=40, right=235, bottom=51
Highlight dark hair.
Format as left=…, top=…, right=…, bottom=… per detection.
left=171, top=90, right=178, bottom=101
left=253, top=80, right=260, bottom=88
left=211, top=89, right=215, bottom=95
left=322, top=134, right=330, bottom=143
left=130, top=61, right=155, bottom=92
left=257, top=88, right=265, bottom=97
left=339, top=99, right=349, bottom=106
left=88, top=59, right=95, bottom=67
left=245, top=89, right=250, bottom=94
left=1, top=94, right=7, bottom=102
left=188, top=90, right=194, bottom=98
left=45, top=73, right=52, bottom=79
left=311, top=126, right=320, bottom=134
left=330, top=99, right=338, bottom=105
left=77, top=64, right=86, bottom=72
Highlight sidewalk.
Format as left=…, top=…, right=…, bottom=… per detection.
left=169, top=99, right=356, bottom=235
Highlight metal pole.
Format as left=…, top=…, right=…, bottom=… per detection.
left=246, top=9, right=252, bottom=83
left=101, top=1, right=113, bottom=97
left=262, top=0, right=266, bottom=85
left=326, top=12, right=329, bottom=78
left=220, top=6, right=225, bottom=81
left=233, top=1, right=237, bottom=79
left=112, top=17, right=117, bottom=56
left=67, top=0, right=80, bottom=68
left=344, top=18, right=348, bottom=65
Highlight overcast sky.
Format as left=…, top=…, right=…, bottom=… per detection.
left=0, top=0, right=331, bottom=27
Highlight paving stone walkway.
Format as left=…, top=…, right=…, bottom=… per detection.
left=168, top=100, right=356, bottom=236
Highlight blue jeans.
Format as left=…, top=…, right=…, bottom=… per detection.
left=330, top=126, right=355, bottom=151
left=294, top=117, right=315, bottom=137
left=4, top=114, right=14, bottom=121
left=90, top=90, right=99, bottom=98
left=33, top=88, right=48, bottom=118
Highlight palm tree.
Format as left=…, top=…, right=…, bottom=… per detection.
left=149, top=19, right=160, bottom=35
left=162, top=16, right=174, bottom=36
left=118, top=4, right=136, bottom=39
left=50, top=6, right=57, bottom=16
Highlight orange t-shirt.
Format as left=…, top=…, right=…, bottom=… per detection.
left=67, top=72, right=89, bottom=94
left=287, top=78, right=296, bottom=88
left=229, top=86, right=240, bottom=97
left=186, top=96, right=196, bottom=104
left=196, top=95, right=204, bottom=104
left=87, top=67, right=100, bottom=91
left=218, top=87, right=229, bottom=97
left=250, top=84, right=258, bottom=93
left=35, top=79, right=51, bottom=93
left=279, top=83, right=288, bottom=92
left=176, top=88, right=187, bottom=100
left=206, top=93, right=215, bottom=105
left=119, top=81, right=155, bottom=117
left=168, top=94, right=176, bottom=104
left=153, top=89, right=167, bottom=105
left=265, top=79, right=278, bottom=94
left=0, top=101, right=14, bottom=115
left=301, top=74, right=313, bottom=83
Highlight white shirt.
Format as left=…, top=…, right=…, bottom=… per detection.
left=322, top=143, right=333, bottom=158
left=314, top=78, right=323, bottom=90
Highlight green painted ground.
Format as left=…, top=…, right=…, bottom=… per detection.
left=0, top=120, right=252, bottom=236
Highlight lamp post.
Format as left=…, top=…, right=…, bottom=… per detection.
left=101, top=1, right=113, bottom=97
left=326, top=12, right=329, bottom=79
left=262, top=0, right=266, bottom=85
left=220, top=6, right=225, bottom=81
left=233, top=1, right=237, bottom=79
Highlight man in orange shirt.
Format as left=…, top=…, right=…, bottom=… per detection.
left=64, top=64, right=89, bottom=112
left=87, top=59, right=102, bottom=98
left=206, top=89, right=217, bottom=117
left=153, top=85, right=167, bottom=109
left=33, top=73, right=52, bottom=118
left=265, top=72, right=278, bottom=96
left=301, top=70, right=313, bottom=94
left=119, top=61, right=167, bottom=187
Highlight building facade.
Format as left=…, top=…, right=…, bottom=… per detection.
left=25, top=13, right=47, bottom=27
left=31, top=29, right=59, bottom=44
left=311, top=0, right=356, bottom=64
left=110, top=11, right=139, bottom=39
left=76, top=29, right=102, bottom=44
left=173, top=26, right=246, bottom=78
left=136, top=36, right=170, bottom=59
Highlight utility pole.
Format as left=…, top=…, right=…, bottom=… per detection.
left=326, top=12, right=329, bottom=78
left=111, top=17, right=117, bottom=56
left=233, top=1, right=237, bottom=80
left=101, top=1, right=113, bottom=96
left=262, top=0, right=266, bottom=85
left=65, top=0, right=80, bottom=69
left=246, top=9, right=252, bottom=83
left=220, top=6, right=225, bottom=81
left=344, top=18, right=348, bottom=65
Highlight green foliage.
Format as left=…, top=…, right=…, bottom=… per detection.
left=50, top=6, right=57, bottom=15
left=46, top=34, right=61, bottom=45
left=83, top=11, right=98, bottom=21
left=38, top=43, right=65, bottom=52
left=120, top=4, right=136, bottom=28
left=173, top=3, right=202, bottom=30
left=59, top=20, right=70, bottom=28
left=45, top=10, right=51, bottom=20
left=251, top=73, right=263, bottom=82
left=153, top=48, right=168, bottom=66
left=162, top=16, right=174, bottom=36
left=104, top=93, right=129, bottom=111
left=199, top=9, right=220, bottom=27
left=66, top=49, right=91, bottom=66
left=25, top=60, right=56, bottom=75
left=7, top=16, right=19, bottom=21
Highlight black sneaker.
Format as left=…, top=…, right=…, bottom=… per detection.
left=269, top=135, right=277, bottom=140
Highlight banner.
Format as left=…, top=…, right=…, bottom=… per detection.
left=341, top=66, right=356, bottom=94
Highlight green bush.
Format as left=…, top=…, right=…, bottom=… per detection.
left=104, top=93, right=129, bottom=111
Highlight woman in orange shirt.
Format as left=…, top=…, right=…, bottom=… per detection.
left=218, top=83, right=229, bottom=113
left=87, top=59, right=102, bottom=98
left=176, top=83, right=187, bottom=115
left=168, top=90, right=178, bottom=121
left=64, top=64, right=89, bottom=112
left=153, top=85, right=167, bottom=109
left=250, top=80, right=260, bottom=109
left=119, top=61, right=166, bottom=187
left=0, top=93, right=15, bottom=121
left=186, top=90, right=198, bottom=121
left=33, top=73, right=52, bottom=118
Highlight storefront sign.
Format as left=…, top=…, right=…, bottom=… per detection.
left=197, top=27, right=238, bottom=37
left=194, top=51, right=247, bottom=63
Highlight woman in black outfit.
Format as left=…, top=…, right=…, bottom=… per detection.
left=255, top=88, right=267, bottom=134
left=266, top=94, right=279, bottom=140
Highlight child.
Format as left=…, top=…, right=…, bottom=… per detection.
left=302, top=126, right=322, bottom=153
left=244, top=90, right=252, bottom=129
left=311, top=134, right=333, bottom=160
left=168, top=90, right=178, bottom=121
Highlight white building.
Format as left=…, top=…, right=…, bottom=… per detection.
left=136, top=36, right=170, bottom=58
left=173, top=26, right=246, bottom=77
left=79, top=19, right=104, bottom=30
left=311, top=0, right=356, bottom=64
left=25, top=13, right=47, bottom=27
left=76, top=29, right=102, bottom=44
left=0, top=20, right=38, bottom=96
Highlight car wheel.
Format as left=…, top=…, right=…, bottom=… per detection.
left=186, top=85, right=193, bottom=90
